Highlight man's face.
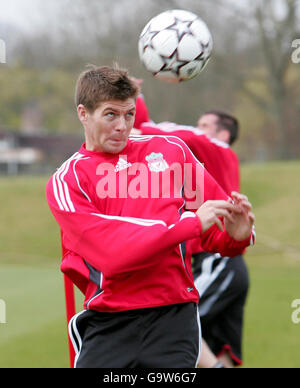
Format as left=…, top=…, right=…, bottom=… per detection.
left=79, top=98, right=136, bottom=154
left=197, top=114, right=219, bottom=138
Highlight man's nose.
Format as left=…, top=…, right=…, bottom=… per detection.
left=116, top=115, right=128, bottom=131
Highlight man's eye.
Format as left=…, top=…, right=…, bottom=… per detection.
left=106, top=112, right=115, bottom=118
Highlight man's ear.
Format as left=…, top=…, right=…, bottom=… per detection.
left=77, top=104, right=89, bottom=123
left=217, top=129, right=230, bottom=145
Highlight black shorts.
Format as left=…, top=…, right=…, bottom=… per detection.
left=192, top=253, right=249, bottom=365
left=69, top=302, right=201, bottom=368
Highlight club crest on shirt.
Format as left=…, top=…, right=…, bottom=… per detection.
left=145, top=152, right=169, bottom=172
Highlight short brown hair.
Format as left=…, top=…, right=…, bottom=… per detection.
left=75, top=65, right=140, bottom=112
left=205, top=110, right=239, bottom=145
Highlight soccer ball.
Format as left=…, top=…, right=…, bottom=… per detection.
left=138, top=9, right=213, bottom=83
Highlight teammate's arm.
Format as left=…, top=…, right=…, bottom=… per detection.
left=169, top=136, right=255, bottom=256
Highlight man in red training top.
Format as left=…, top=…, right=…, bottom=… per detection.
left=46, top=65, right=255, bottom=368
left=134, top=96, right=250, bottom=368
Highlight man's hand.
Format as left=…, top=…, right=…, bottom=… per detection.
left=196, top=200, right=235, bottom=233
left=224, top=192, right=255, bottom=241
left=196, top=193, right=255, bottom=241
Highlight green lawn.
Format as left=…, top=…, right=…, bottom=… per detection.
left=241, top=161, right=300, bottom=368
left=0, top=265, right=68, bottom=367
left=0, top=161, right=299, bottom=367
left=0, top=176, right=84, bottom=368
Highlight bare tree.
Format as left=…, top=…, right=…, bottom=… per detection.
left=215, top=0, right=300, bottom=159
left=254, top=0, right=299, bottom=159
left=3, top=0, right=300, bottom=159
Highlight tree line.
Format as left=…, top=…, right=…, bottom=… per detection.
left=0, top=0, right=299, bottom=161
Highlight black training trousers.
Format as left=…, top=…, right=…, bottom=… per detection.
left=69, top=302, right=201, bottom=368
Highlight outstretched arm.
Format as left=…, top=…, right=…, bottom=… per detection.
left=46, top=164, right=203, bottom=278
left=168, top=136, right=255, bottom=256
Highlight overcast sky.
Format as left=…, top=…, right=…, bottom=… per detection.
left=0, top=0, right=295, bottom=37
left=0, top=0, right=37, bottom=28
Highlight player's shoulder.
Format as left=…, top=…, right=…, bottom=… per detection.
left=49, top=151, right=91, bottom=184
left=130, top=133, right=189, bottom=149
left=203, top=136, right=238, bottom=156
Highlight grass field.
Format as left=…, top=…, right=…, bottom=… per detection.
left=0, top=161, right=300, bottom=368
